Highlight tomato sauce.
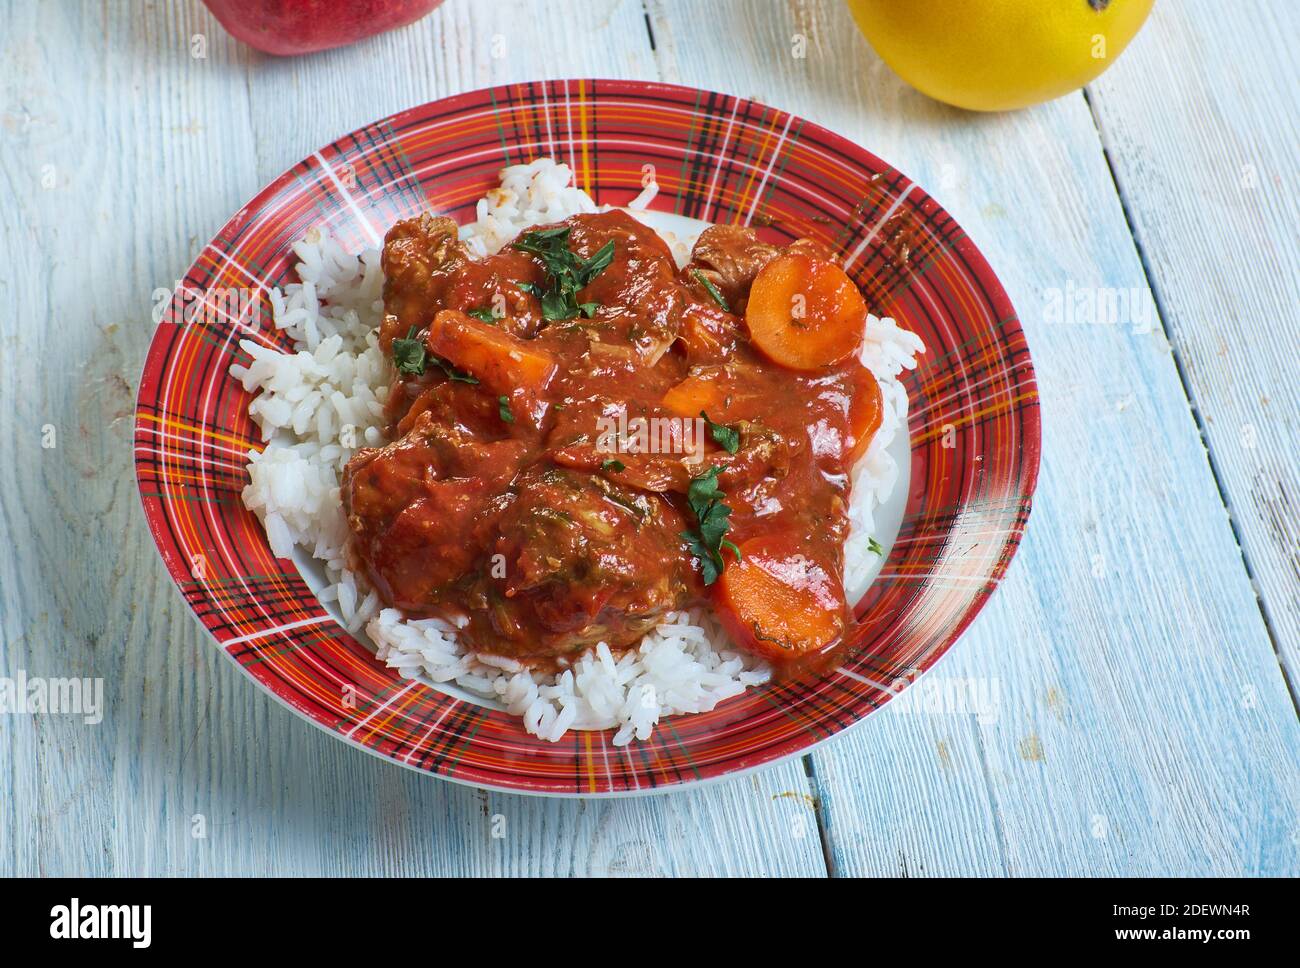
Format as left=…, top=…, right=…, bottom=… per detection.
left=343, top=210, right=882, bottom=673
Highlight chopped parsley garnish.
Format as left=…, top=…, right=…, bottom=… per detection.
left=680, top=465, right=741, bottom=585
left=581, top=240, right=616, bottom=280
left=700, top=411, right=740, bottom=454
left=867, top=537, right=884, bottom=556
left=392, top=327, right=478, bottom=383
left=512, top=227, right=615, bottom=321
left=601, top=458, right=626, bottom=473
left=692, top=269, right=730, bottom=312
left=497, top=395, right=515, bottom=424
left=391, top=329, right=427, bottom=375
left=466, top=306, right=498, bottom=323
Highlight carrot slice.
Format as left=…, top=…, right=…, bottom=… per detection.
left=745, top=254, right=866, bottom=370
left=661, top=372, right=729, bottom=418
left=426, top=309, right=558, bottom=397
left=714, top=532, right=846, bottom=663
left=846, top=363, right=883, bottom=464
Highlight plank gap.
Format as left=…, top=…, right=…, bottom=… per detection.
left=801, top=754, right=837, bottom=877
left=1080, top=86, right=1300, bottom=718
left=640, top=0, right=658, bottom=51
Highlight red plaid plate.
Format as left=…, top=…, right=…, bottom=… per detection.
left=134, top=80, right=1039, bottom=795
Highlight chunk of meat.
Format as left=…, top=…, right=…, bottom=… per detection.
left=716, top=420, right=797, bottom=489
left=563, top=210, right=692, bottom=359
left=674, top=303, right=743, bottom=363
left=686, top=225, right=779, bottom=314
left=342, top=409, right=529, bottom=610
left=434, top=249, right=548, bottom=339
left=785, top=237, right=836, bottom=261
left=546, top=395, right=701, bottom=493
left=379, top=214, right=466, bottom=350
left=392, top=379, right=517, bottom=444
left=543, top=336, right=700, bottom=491
left=460, top=468, right=696, bottom=659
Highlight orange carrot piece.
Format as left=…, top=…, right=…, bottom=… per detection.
left=661, top=373, right=729, bottom=418
left=426, top=309, right=558, bottom=398
left=846, top=363, right=883, bottom=464
left=745, top=254, right=867, bottom=370
left=714, top=532, right=845, bottom=663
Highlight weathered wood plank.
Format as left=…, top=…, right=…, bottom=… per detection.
left=645, top=0, right=1300, bottom=875
left=0, top=0, right=825, bottom=877
left=1085, top=0, right=1299, bottom=687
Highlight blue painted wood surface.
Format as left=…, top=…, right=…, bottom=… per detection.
left=0, top=0, right=1294, bottom=876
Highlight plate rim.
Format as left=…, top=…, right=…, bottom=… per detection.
left=133, top=77, right=1041, bottom=797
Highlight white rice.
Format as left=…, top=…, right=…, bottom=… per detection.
left=230, top=158, right=924, bottom=746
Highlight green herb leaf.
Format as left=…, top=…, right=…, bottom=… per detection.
left=512, top=227, right=613, bottom=321
left=540, top=288, right=574, bottom=321
left=867, top=537, right=884, bottom=556
left=700, top=411, right=740, bottom=454
left=692, top=269, right=731, bottom=312
left=680, top=465, right=741, bottom=585
left=392, top=328, right=427, bottom=376
left=680, top=532, right=719, bottom=585
left=513, top=225, right=570, bottom=247
left=578, top=240, right=616, bottom=286
left=600, top=458, right=626, bottom=473
left=685, top=464, right=725, bottom=511
left=466, top=306, right=498, bottom=323
left=497, top=395, right=515, bottom=424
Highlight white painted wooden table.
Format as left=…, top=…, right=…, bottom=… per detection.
left=1, top=0, right=1296, bottom=877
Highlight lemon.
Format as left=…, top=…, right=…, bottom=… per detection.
left=845, top=0, right=1155, bottom=111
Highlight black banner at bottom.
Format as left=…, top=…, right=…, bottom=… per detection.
left=0, top=876, right=1281, bottom=953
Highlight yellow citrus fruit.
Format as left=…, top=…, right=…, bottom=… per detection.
left=845, top=0, right=1155, bottom=111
